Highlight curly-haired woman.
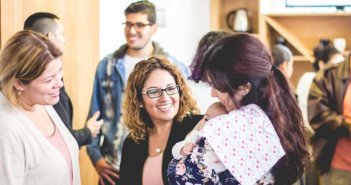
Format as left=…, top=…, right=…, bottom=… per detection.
left=119, top=56, right=202, bottom=185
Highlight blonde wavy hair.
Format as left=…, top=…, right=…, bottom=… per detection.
left=123, top=56, right=199, bottom=142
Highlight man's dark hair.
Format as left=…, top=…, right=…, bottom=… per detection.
left=23, top=12, right=60, bottom=35
left=124, top=1, right=156, bottom=24
left=313, top=45, right=340, bottom=71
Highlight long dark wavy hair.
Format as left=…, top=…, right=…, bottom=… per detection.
left=200, top=34, right=310, bottom=184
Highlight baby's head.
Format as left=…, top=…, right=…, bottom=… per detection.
left=203, top=102, right=228, bottom=121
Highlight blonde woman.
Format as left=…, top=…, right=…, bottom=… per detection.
left=0, top=30, right=80, bottom=185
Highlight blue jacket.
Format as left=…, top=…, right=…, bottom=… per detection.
left=86, top=42, right=188, bottom=166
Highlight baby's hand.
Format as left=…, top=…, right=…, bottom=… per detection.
left=180, top=143, right=196, bottom=156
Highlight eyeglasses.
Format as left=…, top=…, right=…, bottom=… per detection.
left=141, top=85, right=180, bottom=98
left=123, top=22, right=153, bottom=31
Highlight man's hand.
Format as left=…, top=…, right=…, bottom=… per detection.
left=95, top=158, right=119, bottom=185
left=86, top=111, right=104, bottom=137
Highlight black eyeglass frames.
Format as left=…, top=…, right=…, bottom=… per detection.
left=141, top=85, right=180, bottom=98
left=122, top=22, right=153, bottom=31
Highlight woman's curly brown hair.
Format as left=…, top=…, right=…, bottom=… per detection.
left=123, top=56, right=199, bottom=142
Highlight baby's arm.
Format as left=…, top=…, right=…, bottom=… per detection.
left=171, top=129, right=200, bottom=159
left=180, top=143, right=196, bottom=156
left=194, top=120, right=206, bottom=131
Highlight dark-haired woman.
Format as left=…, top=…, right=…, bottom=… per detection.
left=168, top=34, right=310, bottom=184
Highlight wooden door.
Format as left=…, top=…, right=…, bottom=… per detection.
left=0, top=0, right=99, bottom=184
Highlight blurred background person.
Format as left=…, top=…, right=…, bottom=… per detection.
left=0, top=30, right=80, bottom=185
left=119, top=57, right=202, bottom=185
left=296, top=42, right=344, bottom=185
left=308, top=49, right=350, bottom=185
left=271, top=44, right=294, bottom=82
left=297, top=44, right=344, bottom=136
left=313, top=45, right=344, bottom=70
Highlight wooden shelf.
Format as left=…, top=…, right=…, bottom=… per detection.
left=260, top=13, right=351, bottom=64
left=210, top=0, right=259, bottom=34
left=263, top=16, right=314, bottom=62
left=264, top=12, right=351, bottom=17
left=293, top=55, right=311, bottom=62
left=210, top=1, right=351, bottom=86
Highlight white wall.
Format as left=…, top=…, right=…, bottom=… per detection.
left=99, top=0, right=211, bottom=66
left=260, top=0, right=351, bottom=14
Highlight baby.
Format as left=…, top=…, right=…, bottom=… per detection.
left=172, top=102, right=227, bottom=159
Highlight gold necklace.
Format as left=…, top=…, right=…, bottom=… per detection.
left=151, top=140, right=165, bottom=155
left=155, top=147, right=162, bottom=154
left=149, top=128, right=171, bottom=155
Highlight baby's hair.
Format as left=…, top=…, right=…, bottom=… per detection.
left=204, top=102, right=228, bottom=121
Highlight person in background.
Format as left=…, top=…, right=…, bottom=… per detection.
left=168, top=34, right=310, bottom=184
left=188, top=31, right=229, bottom=113
left=297, top=45, right=345, bottom=135
left=314, top=45, right=344, bottom=70
left=295, top=43, right=344, bottom=185
left=0, top=30, right=80, bottom=185
left=23, top=12, right=103, bottom=147
left=119, top=57, right=202, bottom=185
left=171, top=101, right=227, bottom=159
left=271, top=44, right=294, bottom=81
left=87, top=1, right=188, bottom=184
left=308, top=51, right=351, bottom=184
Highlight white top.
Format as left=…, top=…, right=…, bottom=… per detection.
left=172, top=129, right=228, bottom=173
left=47, top=125, right=74, bottom=185
left=0, top=93, right=80, bottom=185
left=200, top=104, right=285, bottom=185
left=296, top=72, right=316, bottom=134
left=172, top=130, right=199, bottom=159
left=123, top=54, right=147, bottom=83
left=188, top=80, right=217, bottom=114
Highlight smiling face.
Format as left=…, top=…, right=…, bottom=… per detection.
left=140, top=69, right=180, bottom=125
left=17, top=58, right=63, bottom=107
left=124, top=13, right=156, bottom=50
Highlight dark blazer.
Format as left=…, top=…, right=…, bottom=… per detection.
left=54, top=87, right=92, bottom=147
left=308, top=56, right=350, bottom=173
left=119, top=114, right=203, bottom=185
